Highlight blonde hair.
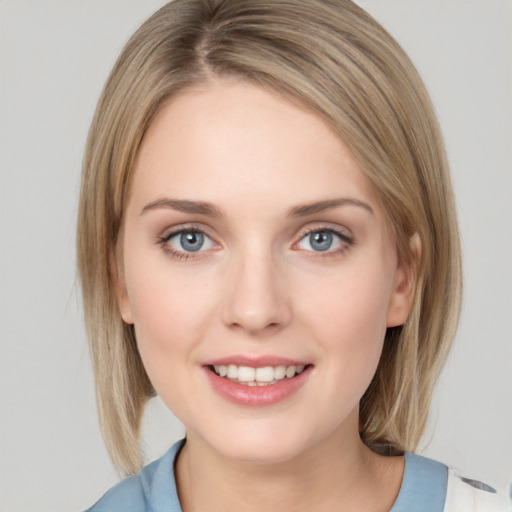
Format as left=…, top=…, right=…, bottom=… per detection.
left=77, top=0, right=462, bottom=475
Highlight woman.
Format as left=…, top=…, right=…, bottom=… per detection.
left=77, top=1, right=510, bottom=510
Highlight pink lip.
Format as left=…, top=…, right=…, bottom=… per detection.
left=203, top=363, right=312, bottom=407
left=204, top=355, right=309, bottom=367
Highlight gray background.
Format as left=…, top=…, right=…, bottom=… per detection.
left=0, top=1, right=511, bottom=510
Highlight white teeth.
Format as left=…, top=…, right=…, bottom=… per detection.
left=212, top=363, right=307, bottom=384
left=238, top=366, right=256, bottom=382
left=274, top=365, right=286, bottom=380
left=255, top=366, right=274, bottom=382
left=285, top=365, right=297, bottom=378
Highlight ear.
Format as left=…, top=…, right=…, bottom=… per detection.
left=386, top=233, right=421, bottom=328
left=110, top=252, right=134, bottom=325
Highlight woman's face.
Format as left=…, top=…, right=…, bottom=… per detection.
left=117, top=79, right=413, bottom=464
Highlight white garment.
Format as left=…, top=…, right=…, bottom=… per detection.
left=444, top=469, right=511, bottom=512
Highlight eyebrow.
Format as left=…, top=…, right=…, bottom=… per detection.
left=140, top=196, right=373, bottom=218
left=288, top=198, right=374, bottom=217
left=140, top=198, right=222, bottom=217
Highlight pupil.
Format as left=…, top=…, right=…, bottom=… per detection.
left=181, top=232, right=204, bottom=252
left=310, top=231, right=332, bottom=252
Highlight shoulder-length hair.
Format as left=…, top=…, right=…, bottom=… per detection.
left=77, top=0, right=462, bottom=475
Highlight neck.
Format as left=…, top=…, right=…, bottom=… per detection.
left=175, top=420, right=404, bottom=512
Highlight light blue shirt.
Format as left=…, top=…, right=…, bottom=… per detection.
left=86, top=439, right=448, bottom=512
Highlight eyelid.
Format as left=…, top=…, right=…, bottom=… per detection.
left=159, top=222, right=218, bottom=241
left=155, top=222, right=354, bottom=259
left=295, top=222, right=353, bottom=242
left=292, top=224, right=354, bottom=255
left=156, top=223, right=221, bottom=258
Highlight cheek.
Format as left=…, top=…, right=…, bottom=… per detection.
left=301, top=267, right=392, bottom=343
left=297, top=266, right=393, bottom=387
left=124, top=268, right=212, bottom=409
left=122, top=242, right=213, bottom=363
left=129, top=274, right=209, bottom=347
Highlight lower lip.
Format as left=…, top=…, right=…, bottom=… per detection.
left=204, top=366, right=312, bottom=407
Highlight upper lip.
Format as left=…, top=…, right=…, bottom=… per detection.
left=203, top=355, right=310, bottom=367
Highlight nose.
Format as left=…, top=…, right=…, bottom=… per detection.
left=221, top=248, right=292, bottom=335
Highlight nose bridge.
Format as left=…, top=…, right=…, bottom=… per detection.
left=222, top=241, right=291, bottom=334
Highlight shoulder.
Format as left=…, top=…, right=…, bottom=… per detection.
left=85, top=439, right=185, bottom=512
left=85, top=472, right=148, bottom=512
left=444, top=468, right=511, bottom=512
left=392, top=452, right=511, bottom=512
left=391, top=452, right=448, bottom=511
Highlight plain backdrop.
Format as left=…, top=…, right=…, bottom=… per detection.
left=0, top=1, right=511, bottom=510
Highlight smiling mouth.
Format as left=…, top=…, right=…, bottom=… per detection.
left=208, top=364, right=310, bottom=386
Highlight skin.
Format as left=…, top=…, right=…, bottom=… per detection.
left=116, top=79, right=416, bottom=512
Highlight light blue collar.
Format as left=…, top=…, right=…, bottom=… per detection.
left=390, top=451, right=448, bottom=512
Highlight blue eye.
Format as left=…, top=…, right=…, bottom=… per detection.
left=179, top=231, right=205, bottom=252
left=297, top=229, right=349, bottom=253
left=309, top=231, right=333, bottom=252
left=163, top=230, right=215, bottom=254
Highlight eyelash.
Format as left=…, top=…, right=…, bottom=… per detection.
left=294, top=226, right=354, bottom=257
left=155, top=225, right=215, bottom=261
left=155, top=225, right=354, bottom=261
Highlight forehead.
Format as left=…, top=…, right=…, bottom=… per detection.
left=129, top=79, right=383, bottom=219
